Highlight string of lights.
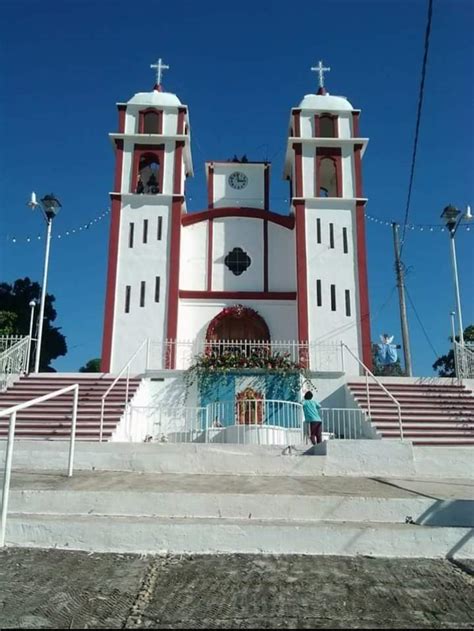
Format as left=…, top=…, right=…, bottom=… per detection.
left=365, top=212, right=471, bottom=233
left=3, top=209, right=110, bottom=244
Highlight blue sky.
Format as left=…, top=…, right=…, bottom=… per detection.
left=1, top=0, right=473, bottom=374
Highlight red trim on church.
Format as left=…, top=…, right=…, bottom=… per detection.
left=177, top=108, right=186, bottom=135
left=352, top=112, right=360, bottom=137
left=207, top=165, right=214, bottom=209
left=173, top=141, right=184, bottom=195
left=117, top=105, right=126, bottom=133
left=179, top=291, right=296, bottom=300
left=207, top=219, right=214, bottom=291
left=138, top=108, right=163, bottom=134
left=354, top=144, right=363, bottom=198
left=315, top=148, right=342, bottom=197
left=182, top=207, right=295, bottom=229
left=101, top=194, right=122, bottom=372
left=314, top=114, right=339, bottom=138
left=293, top=143, right=303, bottom=198
left=293, top=109, right=301, bottom=137
left=113, top=140, right=124, bottom=193
left=165, top=198, right=183, bottom=368
left=356, top=200, right=372, bottom=369
left=131, top=144, right=165, bottom=194
left=294, top=200, right=309, bottom=346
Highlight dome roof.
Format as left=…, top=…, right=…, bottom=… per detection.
left=127, top=89, right=182, bottom=107
left=298, top=93, right=353, bottom=111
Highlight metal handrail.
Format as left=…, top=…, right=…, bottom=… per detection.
left=0, top=336, right=30, bottom=391
left=341, top=342, right=404, bottom=440
left=0, top=382, right=79, bottom=547
left=99, top=339, right=147, bottom=442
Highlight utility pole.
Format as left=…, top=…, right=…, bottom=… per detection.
left=392, top=223, right=413, bottom=376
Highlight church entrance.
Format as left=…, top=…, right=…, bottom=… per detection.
left=205, top=305, right=270, bottom=343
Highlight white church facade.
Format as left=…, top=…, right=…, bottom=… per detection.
left=100, top=60, right=372, bottom=381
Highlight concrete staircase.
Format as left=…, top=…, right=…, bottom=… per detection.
left=347, top=380, right=474, bottom=446
left=0, top=374, right=142, bottom=441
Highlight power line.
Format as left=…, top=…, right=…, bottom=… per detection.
left=400, top=0, right=434, bottom=254
left=405, top=284, right=439, bottom=358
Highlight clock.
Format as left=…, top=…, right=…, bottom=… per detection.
left=228, top=171, right=248, bottom=190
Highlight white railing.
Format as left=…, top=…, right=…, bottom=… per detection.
left=320, top=408, right=372, bottom=440
left=0, top=336, right=30, bottom=392
left=341, top=342, right=404, bottom=440
left=145, top=338, right=343, bottom=372
left=100, top=339, right=147, bottom=442
left=0, top=383, right=79, bottom=547
left=455, top=342, right=474, bottom=379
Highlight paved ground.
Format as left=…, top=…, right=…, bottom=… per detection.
left=7, top=470, right=474, bottom=499
left=0, top=549, right=473, bottom=629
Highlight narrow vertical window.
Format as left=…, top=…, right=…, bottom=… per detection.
left=343, top=227, right=348, bottom=254
left=316, top=218, right=321, bottom=244
left=129, top=223, right=134, bottom=248
left=157, top=216, right=163, bottom=240
left=316, top=280, right=322, bottom=306
left=143, top=219, right=148, bottom=244
left=125, top=286, right=131, bottom=313
left=345, top=290, right=351, bottom=317
left=331, top=285, right=336, bottom=311
left=155, top=276, right=160, bottom=302
left=140, top=281, right=146, bottom=307
left=329, top=223, right=334, bottom=249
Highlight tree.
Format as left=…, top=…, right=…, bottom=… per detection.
left=0, top=277, right=67, bottom=371
left=79, top=358, right=101, bottom=373
left=432, top=324, right=474, bottom=377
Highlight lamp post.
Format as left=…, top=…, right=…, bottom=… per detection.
left=440, top=205, right=472, bottom=347
left=26, top=299, right=37, bottom=373
left=27, top=192, right=62, bottom=373
left=450, top=311, right=458, bottom=378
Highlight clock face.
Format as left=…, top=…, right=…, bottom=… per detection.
left=228, top=171, right=248, bottom=190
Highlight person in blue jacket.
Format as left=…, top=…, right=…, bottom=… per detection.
left=302, top=390, right=323, bottom=445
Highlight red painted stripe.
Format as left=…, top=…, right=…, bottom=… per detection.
left=207, top=165, right=214, bottom=209
left=117, top=105, right=126, bottom=133
left=263, top=220, right=268, bottom=292
left=179, top=291, right=296, bottom=300
left=173, top=141, right=184, bottom=195
left=293, top=143, right=303, bottom=198
left=113, top=140, right=124, bottom=192
left=182, top=207, right=295, bottom=229
left=294, top=200, right=309, bottom=343
left=207, top=219, right=213, bottom=291
left=352, top=112, right=360, bottom=137
left=101, top=195, right=122, bottom=372
left=293, top=109, right=301, bottom=137
left=165, top=198, right=183, bottom=368
left=356, top=201, right=372, bottom=369
left=354, top=144, right=363, bottom=197
left=264, top=164, right=270, bottom=211
left=177, top=108, right=186, bottom=134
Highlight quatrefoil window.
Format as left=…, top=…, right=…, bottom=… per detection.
left=224, top=247, right=251, bottom=276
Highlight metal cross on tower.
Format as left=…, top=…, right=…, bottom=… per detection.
left=311, top=60, right=331, bottom=89
left=150, top=58, right=170, bottom=86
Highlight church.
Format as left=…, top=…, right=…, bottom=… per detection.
left=100, top=58, right=372, bottom=403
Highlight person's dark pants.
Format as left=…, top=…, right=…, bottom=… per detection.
left=309, top=421, right=322, bottom=445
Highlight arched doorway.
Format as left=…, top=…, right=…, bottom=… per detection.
left=206, top=305, right=270, bottom=342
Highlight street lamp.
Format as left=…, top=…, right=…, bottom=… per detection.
left=26, top=299, right=37, bottom=373
left=27, top=192, right=62, bottom=373
left=440, top=204, right=472, bottom=347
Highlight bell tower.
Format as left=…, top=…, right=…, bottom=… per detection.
left=101, top=59, right=193, bottom=372
left=284, top=61, right=372, bottom=369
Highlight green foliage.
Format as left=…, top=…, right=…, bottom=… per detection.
left=184, top=348, right=312, bottom=398
left=0, top=277, right=67, bottom=371
left=432, top=324, right=474, bottom=377
left=0, top=311, right=18, bottom=335
left=79, top=358, right=101, bottom=373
